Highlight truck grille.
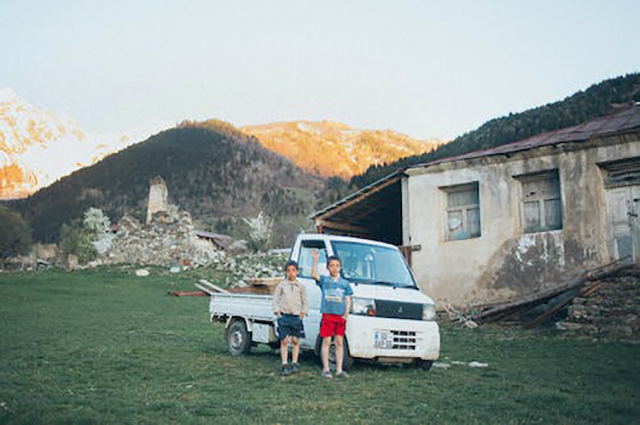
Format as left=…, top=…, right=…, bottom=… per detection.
left=375, top=300, right=422, bottom=320
left=391, top=330, right=416, bottom=350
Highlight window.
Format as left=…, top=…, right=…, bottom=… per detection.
left=442, top=182, right=481, bottom=241
left=517, top=170, right=563, bottom=233
left=297, top=240, right=328, bottom=278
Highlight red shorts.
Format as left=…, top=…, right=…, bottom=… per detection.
left=320, top=314, right=346, bottom=338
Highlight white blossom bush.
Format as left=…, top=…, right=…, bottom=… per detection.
left=242, top=212, right=274, bottom=252
left=83, top=208, right=114, bottom=255
left=83, top=208, right=110, bottom=236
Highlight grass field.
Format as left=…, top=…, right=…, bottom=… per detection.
left=0, top=267, right=639, bottom=424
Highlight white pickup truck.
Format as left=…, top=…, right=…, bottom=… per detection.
left=207, top=234, right=440, bottom=370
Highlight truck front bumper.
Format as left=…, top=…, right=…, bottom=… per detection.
left=346, top=315, right=440, bottom=361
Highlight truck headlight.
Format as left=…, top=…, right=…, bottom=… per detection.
left=422, top=304, right=436, bottom=321
left=351, top=297, right=376, bottom=316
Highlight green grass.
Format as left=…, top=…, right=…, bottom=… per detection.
left=0, top=267, right=638, bottom=424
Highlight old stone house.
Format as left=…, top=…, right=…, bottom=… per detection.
left=311, top=105, right=640, bottom=307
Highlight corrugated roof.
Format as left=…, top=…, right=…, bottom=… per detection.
left=410, top=103, right=640, bottom=169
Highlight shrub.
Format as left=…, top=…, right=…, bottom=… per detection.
left=0, top=206, right=32, bottom=260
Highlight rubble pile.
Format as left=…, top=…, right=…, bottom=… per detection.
left=216, top=252, right=288, bottom=287
left=557, top=268, right=640, bottom=339
left=104, top=211, right=225, bottom=267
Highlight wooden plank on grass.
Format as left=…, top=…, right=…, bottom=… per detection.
left=198, top=279, right=229, bottom=293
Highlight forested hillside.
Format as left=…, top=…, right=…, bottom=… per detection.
left=352, top=73, right=640, bottom=188
left=11, top=120, right=324, bottom=246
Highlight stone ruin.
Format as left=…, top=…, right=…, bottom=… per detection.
left=101, top=176, right=224, bottom=267
left=103, top=209, right=224, bottom=267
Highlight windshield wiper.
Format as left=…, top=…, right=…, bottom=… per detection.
left=357, top=280, right=418, bottom=290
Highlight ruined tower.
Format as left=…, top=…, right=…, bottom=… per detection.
left=146, top=176, right=168, bottom=224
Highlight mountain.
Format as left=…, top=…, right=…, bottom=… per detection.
left=351, top=73, right=640, bottom=188
left=0, top=89, right=168, bottom=200
left=10, top=120, right=324, bottom=246
left=242, top=121, right=445, bottom=179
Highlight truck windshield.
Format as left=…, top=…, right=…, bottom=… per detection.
left=331, top=241, right=417, bottom=288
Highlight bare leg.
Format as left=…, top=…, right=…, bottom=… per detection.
left=280, top=336, right=290, bottom=365
left=322, top=337, right=332, bottom=372
left=335, top=335, right=344, bottom=374
left=292, top=337, right=300, bottom=363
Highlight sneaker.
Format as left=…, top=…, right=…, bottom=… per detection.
left=335, top=371, right=349, bottom=379
left=280, top=364, right=292, bottom=376
left=290, top=363, right=300, bottom=373
left=321, top=370, right=332, bottom=379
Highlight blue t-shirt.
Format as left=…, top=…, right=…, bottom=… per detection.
left=316, top=275, right=354, bottom=315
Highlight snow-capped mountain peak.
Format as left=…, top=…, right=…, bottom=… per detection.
left=0, top=89, right=169, bottom=199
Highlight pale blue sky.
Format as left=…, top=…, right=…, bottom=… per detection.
left=1, top=0, right=638, bottom=139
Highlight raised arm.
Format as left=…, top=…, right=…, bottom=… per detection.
left=311, top=249, right=320, bottom=283
left=344, top=295, right=351, bottom=319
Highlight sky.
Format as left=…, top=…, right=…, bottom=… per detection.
left=1, top=0, right=639, bottom=140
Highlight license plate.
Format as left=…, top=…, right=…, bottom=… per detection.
left=373, top=330, right=393, bottom=349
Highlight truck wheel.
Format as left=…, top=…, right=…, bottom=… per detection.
left=225, top=319, right=251, bottom=356
left=315, top=337, right=354, bottom=371
left=416, top=360, right=433, bottom=371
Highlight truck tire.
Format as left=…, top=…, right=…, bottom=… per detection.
left=315, top=336, right=354, bottom=371
left=225, top=319, right=251, bottom=356
left=416, top=359, right=433, bottom=371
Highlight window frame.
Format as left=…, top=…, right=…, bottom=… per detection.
left=516, top=170, right=563, bottom=234
left=441, top=182, right=482, bottom=242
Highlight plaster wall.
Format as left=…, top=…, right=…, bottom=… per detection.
left=405, top=134, right=640, bottom=306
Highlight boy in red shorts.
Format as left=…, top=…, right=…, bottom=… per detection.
left=311, top=249, right=353, bottom=379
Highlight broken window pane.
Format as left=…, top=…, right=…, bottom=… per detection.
left=447, top=210, right=463, bottom=231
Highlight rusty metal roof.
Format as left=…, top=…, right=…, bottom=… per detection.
left=411, top=103, right=640, bottom=169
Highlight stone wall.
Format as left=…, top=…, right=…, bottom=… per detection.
left=556, top=268, right=640, bottom=340
left=146, top=176, right=169, bottom=224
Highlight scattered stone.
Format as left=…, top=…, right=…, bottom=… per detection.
left=135, top=269, right=150, bottom=277
left=169, top=266, right=181, bottom=274
left=86, top=259, right=103, bottom=268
